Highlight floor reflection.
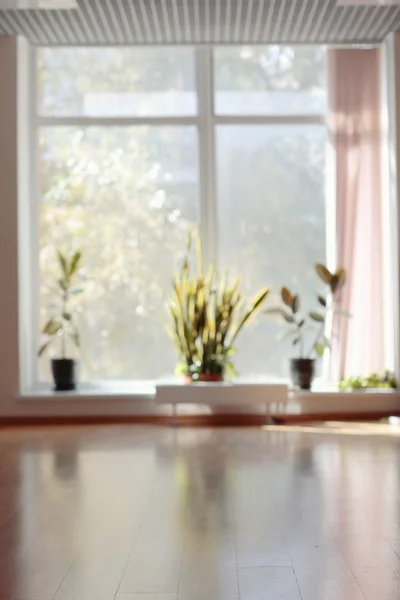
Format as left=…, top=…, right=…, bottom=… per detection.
left=53, top=447, right=79, bottom=481
left=0, top=425, right=397, bottom=600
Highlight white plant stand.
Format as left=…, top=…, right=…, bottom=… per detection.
left=155, top=381, right=289, bottom=425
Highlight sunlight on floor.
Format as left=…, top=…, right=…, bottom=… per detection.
left=263, top=420, right=400, bottom=436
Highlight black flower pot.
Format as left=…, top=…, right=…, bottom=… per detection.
left=290, top=358, right=315, bottom=390
left=51, top=359, right=77, bottom=391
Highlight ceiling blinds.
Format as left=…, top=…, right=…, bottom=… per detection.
left=0, top=0, right=399, bottom=45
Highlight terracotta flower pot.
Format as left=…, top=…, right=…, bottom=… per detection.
left=197, top=373, right=224, bottom=382
left=184, top=372, right=224, bottom=383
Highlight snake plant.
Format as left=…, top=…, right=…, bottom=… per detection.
left=166, top=232, right=269, bottom=379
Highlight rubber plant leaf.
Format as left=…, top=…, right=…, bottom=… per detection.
left=315, top=264, right=332, bottom=285
left=309, top=312, right=325, bottom=323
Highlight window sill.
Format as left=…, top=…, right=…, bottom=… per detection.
left=18, top=380, right=400, bottom=401
left=19, top=381, right=155, bottom=401
left=12, top=381, right=400, bottom=421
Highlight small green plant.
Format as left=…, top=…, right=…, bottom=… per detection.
left=265, top=264, right=348, bottom=358
left=339, top=372, right=396, bottom=390
left=39, top=250, right=83, bottom=359
left=167, top=232, right=269, bottom=379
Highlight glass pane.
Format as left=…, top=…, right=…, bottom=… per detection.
left=38, top=126, right=199, bottom=381
left=216, top=125, right=326, bottom=378
left=214, top=45, right=326, bottom=115
left=38, top=47, right=197, bottom=117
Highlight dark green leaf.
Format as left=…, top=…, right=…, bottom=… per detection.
left=283, top=313, right=295, bottom=324
left=42, top=319, right=61, bottom=335
left=38, top=340, right=52, bottom=357
left=309, top=312, right=325, bottom=323
left=292, top=337, right=300, bottom=346
left=62, top=312, right=72, bottom=321
left=314, top=343, right=325, bottom=357
left=298, top=319, right=305, bottom=328
left=317, top=295, right=327, bottom=307
left=57, top=250, right=68, bottom=276
left=69, top=250, right=82, bottom=276
left=292, top=295, right=300, bottom=314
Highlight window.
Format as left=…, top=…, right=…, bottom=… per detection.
left=216, top=125, right=326, bottom=376
left=36, top=45, right=327, bottom=383
left=39, top=126, right=199, bottom=380
left=214, top=46, right=326, bottom=115
left=38, top=47, right=197, bottom=116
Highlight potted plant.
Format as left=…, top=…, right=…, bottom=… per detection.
left=266, top=264, right=347, bottom=390
left=339, top=371, right=396, bottom=390
left=167, top=232, right=269, bottom=382
left=38, top=250, right=83, bottom=391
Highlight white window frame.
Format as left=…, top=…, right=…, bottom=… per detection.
left=30, top=44, right=328, bottom=390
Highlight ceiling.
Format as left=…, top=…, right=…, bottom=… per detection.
left=0, top=0, right=399, bottom=45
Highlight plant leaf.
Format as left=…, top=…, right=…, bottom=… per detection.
left=70, top=287, right=84, bottom=296
left=69, top=250, right=82, bottom=276
left=298, top=318, right=305, bottom=328
left=281, top=287, right=293, bottom=308
left=317, top=295, right=327, bottom=307
left=292, top=336, right=300, bottom=346
left=309, top=311, right=325, bottom=323
left=292, top=295, right=300, bottom=314
left=330, top=275, right=339, bottom=294
left=315, top=264, right=332, bottom=285
left=251, top=288, right=270, bottom=311
left=314, top=342, right=325, bottom=357
left=283, top=313, right=295, bottom=324
left=57, top=250, right=68, bottom=276
left=335, top=266, right=346, bottom=291
left=42, top=319, right=61, bottom=335
left=62, top=312, right=72, bottom=321
left=38, top=340, right=52, bottom=357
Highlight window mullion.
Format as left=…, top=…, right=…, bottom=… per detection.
left=196, top=45, right=218, bottom=269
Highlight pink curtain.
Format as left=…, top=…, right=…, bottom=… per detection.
left=328, top=49, right=384, bottom=379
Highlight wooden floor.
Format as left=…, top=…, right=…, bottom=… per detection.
left=0, top=425, right=400, bottom=600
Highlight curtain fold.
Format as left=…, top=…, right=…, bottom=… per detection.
left=327, top=48, right=384, bottom=379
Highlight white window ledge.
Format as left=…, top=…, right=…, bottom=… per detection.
left=16, top=381, right=400, bottom=418
left=19, top=381, right=156, bottom=401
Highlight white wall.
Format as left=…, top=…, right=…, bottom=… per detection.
left=0, top=37, right=21, bottom=417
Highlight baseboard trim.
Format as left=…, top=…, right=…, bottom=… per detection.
left=0, top=411, right=398, bottom=427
